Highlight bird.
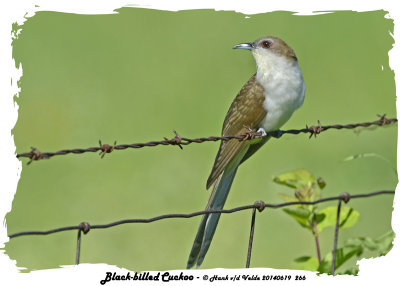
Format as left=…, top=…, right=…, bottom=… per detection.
left=186, top=36, right=306, bottom=269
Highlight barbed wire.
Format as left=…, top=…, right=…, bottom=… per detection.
left=10, top=114, right=397, bottom=273
left=8, top=190, right=395, bottom=273
left=16, top=114, right=397, bottom=164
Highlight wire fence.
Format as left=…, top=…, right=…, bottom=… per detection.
left=16, top=114, right=397, bottom=164
left=10, top=114, right=398, bottom=274
left=8, top=190, right=396, bottom=272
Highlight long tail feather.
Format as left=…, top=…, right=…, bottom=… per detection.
left=187, top=146, right=249, bottom=268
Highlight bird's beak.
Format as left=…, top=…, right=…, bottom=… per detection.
left=233, top=43, right=254, bottom=50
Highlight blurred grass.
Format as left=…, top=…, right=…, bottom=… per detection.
left=5, top=8, right=396, bottom=271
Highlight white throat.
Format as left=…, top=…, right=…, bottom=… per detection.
left=254, top=51, right=305, bottom=132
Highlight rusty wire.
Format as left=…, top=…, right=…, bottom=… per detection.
left=8, top=190, right=393, bottom=239
left=331, top=200, right=342, bottom=275
left=16, top=115, right=397, bottom=164
left=331, top=192, right=351, bottom=275
left=246, top=208, right=257, bottom=268
left=76, top=229, right=82, bottom=265
left=8, top=190, right=395, bottom=271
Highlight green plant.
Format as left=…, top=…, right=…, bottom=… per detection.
left=273, top=169, right=395, bottom=275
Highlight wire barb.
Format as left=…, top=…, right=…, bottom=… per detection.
left=164, top=130, right=183, bottom=149
left=306, top=120, right=322, bottom=139
left=377, top=114, right=388, bottom=126
left=26, top=147, right=46, bottom=165
left=99, top=140, right=116, bottom=159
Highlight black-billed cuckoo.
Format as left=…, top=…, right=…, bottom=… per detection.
left=187, top=36, right=305, bottom=268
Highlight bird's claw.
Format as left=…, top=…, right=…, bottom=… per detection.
left=256, top=128, right=267, bottom=137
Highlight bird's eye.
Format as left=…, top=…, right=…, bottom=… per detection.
left=262, top=40, right=272, bottom=48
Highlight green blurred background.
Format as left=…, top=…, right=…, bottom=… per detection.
left=6, top=8, right=396, bottom=271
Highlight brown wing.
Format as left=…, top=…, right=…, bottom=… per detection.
left=206, top=74, right=266, bottom=189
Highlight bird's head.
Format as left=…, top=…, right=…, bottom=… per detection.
left=233, top=36, right=298, bottom=67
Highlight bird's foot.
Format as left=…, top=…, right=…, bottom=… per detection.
left=242, top=126, right=267, bottom=141
left=256, top=127, right=267, bottom=137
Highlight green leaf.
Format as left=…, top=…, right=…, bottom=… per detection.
left=294, top=256, right=319, bottom=271
left=375, top=230, right=395, bottom=255
left=272, top=169, right=316, bottom=190
left=273, top=169, right=323, bottom=202
left=316, top=206, right=360, bottom=233
left=342, top=153, right=395, bottom=164
left=346, top=237, right=378, bottom=251
left=314, top=212, right=326, bottom=224
left=283, top=207, right=312, bottom=229
left=318, top=245, right=363, bottom=274
left=277, top=193, right=298, bottom=203
left=345, top=230, right=395, bottom=256
left=316, top=177, right=326, bottom=190
left=343, top=152, right=385, bottom=162
left=336, top=266, right=359, bottom=275
left=342, top=153, right=397, bottom=177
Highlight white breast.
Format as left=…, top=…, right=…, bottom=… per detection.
left=255, top=53, right=305, bottom=132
